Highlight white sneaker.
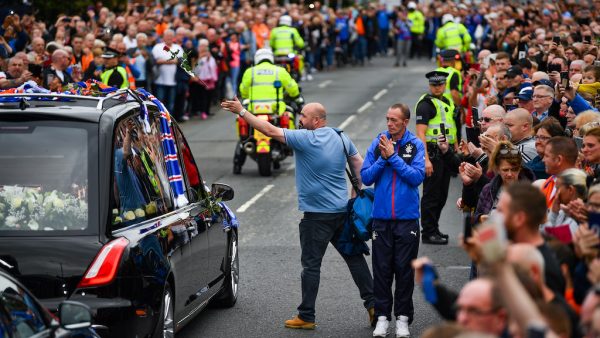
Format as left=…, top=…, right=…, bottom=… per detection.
left=373, top=316, right=389, bottom=337
left=395, top=316, right=410, bottom=338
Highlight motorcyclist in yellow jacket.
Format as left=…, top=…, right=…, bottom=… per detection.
left=435, top=14, right=471, bottom=55
left=234, top=48, right=303, bottom=174
left=269, top=15, right=306, bottom=80
left=239, top=48, right=301, bottom=116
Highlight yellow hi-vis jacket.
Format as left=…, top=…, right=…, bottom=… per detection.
left=269, top=25, right=305, bottom=56
left=239, top=61, right=300, bottom=115
left=407, top=10, right=425, bottom=34
left=415, top=94, right=458, bottom=144
left=435, top=22, right=471, bottom=53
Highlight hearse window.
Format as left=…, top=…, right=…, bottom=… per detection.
left=110, top=115, right=174, bottom=229
left=0, top=122, right=91, bottom=232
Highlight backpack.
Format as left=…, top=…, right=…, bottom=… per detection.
left=332, top=129, right=375, bottom=256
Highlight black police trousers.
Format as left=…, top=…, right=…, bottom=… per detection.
left=420, top=145, right=451, bottom=236
left=372, top=219, right=419, bottom=322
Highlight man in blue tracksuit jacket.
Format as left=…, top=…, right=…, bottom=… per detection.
left=361, top=103, right=425, bottom=337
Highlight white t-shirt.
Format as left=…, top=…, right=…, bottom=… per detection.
left=152, top=42, right=182, bottom=86
left=124, top=36, right=137, bottom=50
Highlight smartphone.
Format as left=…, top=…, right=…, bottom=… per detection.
left=590, top=212, right=600, bottom=237
left=552, top=36, right=560, bottom=44
left=583, top=36, right=592, bottom=44
left=63, top=17, right=72, bottom=23
left=594, top=60, right=600, bottom=67
left=518, top=51, right=526, bottom=59
left=472, top=107, right=479, bottom=127
left=463, top=212, right=473, bottom=243
left=560, top=71, right=570, bottom=89
left=439, top=123, right=446, bottom=139
left=136, top=4, right=145, bottom=13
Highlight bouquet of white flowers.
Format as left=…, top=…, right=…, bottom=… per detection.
left=0, top=186, right=88, bottom=231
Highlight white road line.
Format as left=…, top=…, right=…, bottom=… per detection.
left=318, top=80, right=332, bottom=88
left=373, top=89, right=388, bottom=101
left=357, top=101, right=373, bottom=114
left=236, top=184, right=274, bottom=213
left=338, top=115, right=356, bottom=130
left=446, top=266, right=471, bottom=270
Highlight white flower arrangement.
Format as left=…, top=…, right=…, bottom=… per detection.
left=0, top=186, right=88, bottom=231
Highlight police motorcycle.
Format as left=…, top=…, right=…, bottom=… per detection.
left=233, top=49, right=304, bottom=176
left=274, top=52, right=301, bottom=82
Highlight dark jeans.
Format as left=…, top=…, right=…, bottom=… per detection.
left=420, top=145, right=451, bottom=236
left=154, top=84, right=176, bottom=113
left=298, top=212, right=375, bottom=322
left=372, top=219, right=419, bottom=322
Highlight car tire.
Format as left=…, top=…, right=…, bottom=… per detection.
left=154, top=282, right=175, bottom=338
left=212, top=231, right=239, bottom=308
left=257, top=153, right=272, bottom=176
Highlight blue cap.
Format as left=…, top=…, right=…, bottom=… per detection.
left=517, top=87, right=533, bottom=101
left=533, top=79, right=554, bottom=87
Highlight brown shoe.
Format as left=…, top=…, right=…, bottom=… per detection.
left=284, top=315, right=316, bottom=330
left=368, top=307, right=376, bottom=327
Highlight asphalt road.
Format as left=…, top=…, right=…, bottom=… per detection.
left=178, top=56, right=470, bottom=337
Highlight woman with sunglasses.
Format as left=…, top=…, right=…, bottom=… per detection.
left=524, top=117, right=565, bottom=180
left=474, top=141, right=534, bottom=223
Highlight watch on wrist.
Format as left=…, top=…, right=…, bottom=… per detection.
left=239, top=109, right=246, bottom=117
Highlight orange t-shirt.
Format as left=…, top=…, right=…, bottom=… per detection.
left=252, top=23, right=270, bottom=49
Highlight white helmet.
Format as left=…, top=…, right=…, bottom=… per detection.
left=407, top=1, right=417, bottom=9
left=279, top=15, right=292, bottom=26
left=254, top=48, right=274, bottom=64
left=442, top=13, right=454, bottom=25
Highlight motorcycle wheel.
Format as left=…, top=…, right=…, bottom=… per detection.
left=257, top=153, right=272, bottom=176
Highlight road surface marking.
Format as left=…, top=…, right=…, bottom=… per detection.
left=357, top=101, right=373, bottom=114
left=237, top=184, right=274, bottom=213
left=338, top=115, right=356, bottom=130
left=373, top=89, right=388, bottom=101
left=446, top=266, right=471, bottom=270
left=318, top=80, right=332, bottom=88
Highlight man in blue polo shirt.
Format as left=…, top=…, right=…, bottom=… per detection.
left=221, top=98, right=375, bottom=330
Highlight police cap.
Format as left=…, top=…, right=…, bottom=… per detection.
left=440, top=49, right=460, bottom=61
left=426, top=70, right=448, bottom=85
left=101, top=47, right=120, bottom=59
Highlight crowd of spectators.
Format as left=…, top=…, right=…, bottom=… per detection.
left=405, top=1, right=600, bottom=337
left=3, top=0, right=600, bottom=336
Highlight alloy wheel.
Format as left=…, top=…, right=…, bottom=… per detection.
left=230, top=238, right=239, bottom=299
left=163, top=288, right=174, bottom=338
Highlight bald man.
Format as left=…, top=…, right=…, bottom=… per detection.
left=455, top=279, right=507, bottom=336
left=41, top=49, right=73, bottom=89
left=504, top=108, right=537, bottom=163
left=506, top=244, right=580, bottom=337
left=479, top=105, right=506, bottom=133
left=221, top=99, right=375, bottom=329
left=151, top=29, right=181, bottom=114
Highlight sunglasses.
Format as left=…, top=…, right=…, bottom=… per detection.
left=479, top=117, right=494, bottom=123
left=499, top=145, right=520, bottom=155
